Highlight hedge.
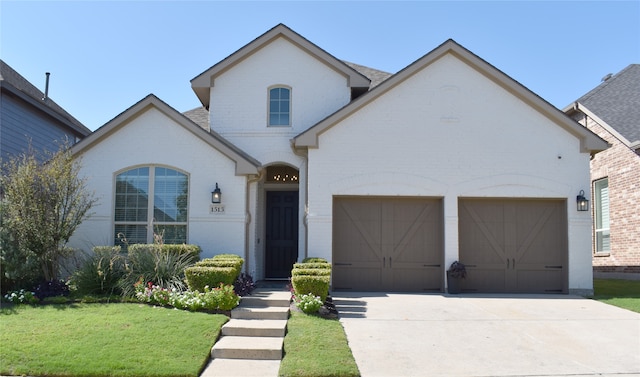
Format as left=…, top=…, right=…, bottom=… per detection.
left=291, top=275, right=331, bottom=302
left=185, top=266, right=237, bottom=292
left=195, top=258, right=242, bottom=280
left=291, top=268, right=332, bottom=277
left=293, top=262, right=331, bottom=270
left=291, top=258, right=332, bottom=302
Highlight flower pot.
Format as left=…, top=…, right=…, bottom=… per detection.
left=446, top=271, right=462, bottom=294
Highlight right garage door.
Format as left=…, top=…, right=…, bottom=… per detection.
left=458, top=199, right=567, bottom=293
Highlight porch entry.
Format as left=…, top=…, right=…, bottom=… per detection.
left=265, top=190, right=299, bottom=278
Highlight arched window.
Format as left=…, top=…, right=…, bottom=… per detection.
left=114, top=166, right=188, bottom=248
left=268, top=86, right=291, bottom=127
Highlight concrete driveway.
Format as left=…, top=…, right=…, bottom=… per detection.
left=333, top=293, right=640, bottom=377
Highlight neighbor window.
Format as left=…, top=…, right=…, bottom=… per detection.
left=114, top=166, right=188, bottom=248
left=594, top=178, right=610, bottom=253
left=268, top=86, right=291, bottom=126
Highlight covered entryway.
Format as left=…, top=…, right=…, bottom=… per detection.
left=264, top=165, right=300, bottom=279
left=458, top=199, right=568, bottom=293
left=332, top=197, right=443, bottom=292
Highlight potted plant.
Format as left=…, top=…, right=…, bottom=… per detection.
left=446, top=261, right=466, bottom=294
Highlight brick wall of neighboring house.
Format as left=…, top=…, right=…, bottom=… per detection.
left=582, top=115, right=640, bottom=273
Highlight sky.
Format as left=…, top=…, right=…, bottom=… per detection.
left=1, top=1, right=639, bottom=131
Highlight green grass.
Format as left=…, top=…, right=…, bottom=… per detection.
left=280, top=311, right=360, bottom=377
left=0, top=303, right=227, bottom=377
left=593, top=279, right=640, bottom=313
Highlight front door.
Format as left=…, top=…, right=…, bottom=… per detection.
left=265, top=191, right=299, bottom=278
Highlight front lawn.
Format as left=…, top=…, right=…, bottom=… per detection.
left=0, top=303, right=227, bottom=377
left=592, top=278, right=640, bottom=313
left=280, top=311, right=360, bottom=377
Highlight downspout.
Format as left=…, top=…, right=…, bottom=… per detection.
left=290, top=139, right=309, bottom=261
left=245, top=168, right=264, bottom=276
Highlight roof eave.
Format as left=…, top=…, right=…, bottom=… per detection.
left=190, top=24, right=370, bottom=109
left=295, top=39, right=609, bottom=154
left=71, top=94, right=260, bottom=175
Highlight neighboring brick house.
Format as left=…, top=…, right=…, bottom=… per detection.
left=70, top=24, right=607, bottom=294
left=0, top=60, right=90, bottom=163
left=565, top=64, right=640, bottom=276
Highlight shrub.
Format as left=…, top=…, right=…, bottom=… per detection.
left=295, top=293, right=324, bottom=314
left=71, top=246, right=125, bottom=295
left=33, top=280, right=70, bottom=300
left=234, top=273, right=256, bottom=296
left=195, top=258, right=242, bottom=280
left=302, top=257, right=329, bottom=264
left=185, top=266, right=236, bottom=292
left=293, top=262, right=332, bottom=270
left=119, top=246, right=196, bottom=297
left=3, top=289, right=38, bottom=305
left=291, top=268, right=332, bottom=277
left=291, top=275, right=330, bottom=302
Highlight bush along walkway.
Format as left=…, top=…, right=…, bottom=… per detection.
left=200, top=288, right=291, bottom=377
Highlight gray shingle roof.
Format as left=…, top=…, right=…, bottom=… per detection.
left=0, top=59, right=91, bottom=136
left=343, top=61, right=392, bottom=88
left=576, top=64, right=640, bottom=145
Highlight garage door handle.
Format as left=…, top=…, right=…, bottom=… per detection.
left=383, top=257, right=385, bottom=267
left=334, top=263, right=352, bottom=266
left=389, top=257, right=392, bottom=268
left=513, top=258, right=516, bottom=269
left=507, top=259, right=510, bottom=268
left=545, top=265, right=563, bottom=269
left=423, top=264, right=440, bottom=267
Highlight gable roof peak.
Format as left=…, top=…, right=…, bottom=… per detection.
left=190, top=24, right=371, bottom=109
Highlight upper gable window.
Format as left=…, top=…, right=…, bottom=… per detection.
left=268, top=86, right=291, bottom=127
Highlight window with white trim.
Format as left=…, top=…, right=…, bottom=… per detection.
left=594, top=178, right=610, bottom=253
left=268, top=86, right=291, bottom=127
left=114, top=166, right=188, bottom=248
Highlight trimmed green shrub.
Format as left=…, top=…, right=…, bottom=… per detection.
left=291, top=268, right=332, bottom=277
left=213, top=253, right=242, bottom=260
left=302, top=257, right=329, bottom=264
left=185, top=266, right=237, bottom=292
left=293, top=262, right=332, bottom=270
left=291, top=275, right=330, bottom=302
left=196, top=257, right=243, bottom=281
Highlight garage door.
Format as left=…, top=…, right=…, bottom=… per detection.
left=458, top=199, right=567, bottom=293
left=333, top=197, right=443, bottom=292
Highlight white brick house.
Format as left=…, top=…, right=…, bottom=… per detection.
left=70, top=24, right=607, bottom=294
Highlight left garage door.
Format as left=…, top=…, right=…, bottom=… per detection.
left=332, top=197, right=443, bottom=292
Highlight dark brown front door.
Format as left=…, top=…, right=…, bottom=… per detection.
left=265, top=191, right=299, bottom=278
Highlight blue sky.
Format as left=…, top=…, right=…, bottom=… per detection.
left=2, top=1, right=639, bottom=131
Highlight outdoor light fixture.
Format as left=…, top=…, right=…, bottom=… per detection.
left=576, top=190, right=589, bottom=212
left=211, top=183, right=222, bottom=204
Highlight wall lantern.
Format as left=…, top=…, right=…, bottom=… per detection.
left=576, top=190, right=589, bottom=212
left=211, top=183, right=222, bottom=204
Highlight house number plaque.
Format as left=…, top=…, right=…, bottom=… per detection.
left=210, top=204, right=225, bottom=214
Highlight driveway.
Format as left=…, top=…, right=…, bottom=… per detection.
left=333, top=293, right=640, bottom=377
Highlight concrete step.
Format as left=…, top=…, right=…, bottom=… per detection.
left=231, top=306, right=290, bottom=320
left=211, top=336, right=284, bottom=360
left=222, top=319, right=288, bottom=337
left=200, top=359, right=281, bottom=377
left=241, top=290, right=291, bottom=307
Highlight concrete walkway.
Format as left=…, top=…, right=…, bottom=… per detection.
left=334, top=293, right=640, bottom=377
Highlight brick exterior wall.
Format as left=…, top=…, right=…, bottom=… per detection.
left=580, top=115, right=640, bottom=273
